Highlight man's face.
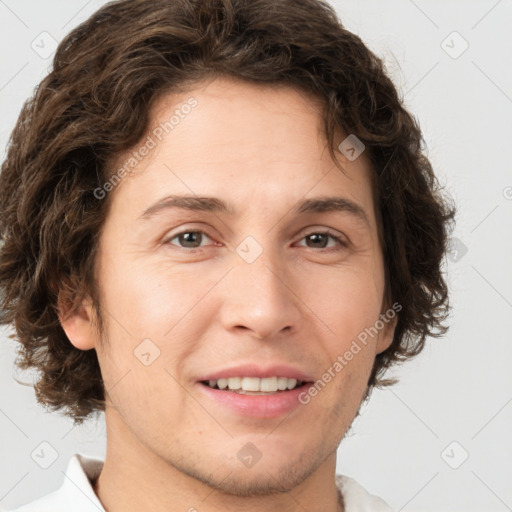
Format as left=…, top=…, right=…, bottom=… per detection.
left=82, top=77, right=394, bottom=494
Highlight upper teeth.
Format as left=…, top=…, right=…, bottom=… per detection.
left=207, top=377, right=302, bottom=392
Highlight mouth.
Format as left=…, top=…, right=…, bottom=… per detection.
left=197, top=376, right=314, bottom=418
left=199, top=376, right=313, bottom=395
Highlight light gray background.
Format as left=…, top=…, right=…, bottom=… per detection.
left=1, top=1, right=511, bottom=511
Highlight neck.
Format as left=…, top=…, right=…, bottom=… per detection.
left=92, top=407, right=345, bottom=512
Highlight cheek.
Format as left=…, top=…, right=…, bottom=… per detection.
left=95, top=255, right=223, bottom=398
left=100, top=254, right=215, bottom=337
left=94, top=258, right=203, bottom=432
left=314, top=262, right=385, bottom=344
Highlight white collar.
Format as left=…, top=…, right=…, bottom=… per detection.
left=6, top=453, right=394, bottom=512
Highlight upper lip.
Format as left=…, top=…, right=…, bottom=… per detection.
left=197, top=363, right=315, bottom=382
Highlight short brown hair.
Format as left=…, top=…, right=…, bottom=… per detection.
left=0, top=0, right=455, bottom=424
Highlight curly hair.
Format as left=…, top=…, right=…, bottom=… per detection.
left=0, top=0, right=455, bottom=424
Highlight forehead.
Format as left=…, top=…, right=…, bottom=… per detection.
left=149, top=76, right=328, bottom=156
left=106, top=76, right=377, bottom=227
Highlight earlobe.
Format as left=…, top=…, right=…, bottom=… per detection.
left=376, top=315, right=397, bottom=355
left=57, top=293, right=97, bottom=351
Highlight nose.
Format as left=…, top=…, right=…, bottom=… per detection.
left=218, top=247, right=303, bottom=341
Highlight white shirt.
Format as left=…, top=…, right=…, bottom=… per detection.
left=2, top=454, right=395, bottom=512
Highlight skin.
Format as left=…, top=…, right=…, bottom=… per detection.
left=60, top=76, right=396, bottom=512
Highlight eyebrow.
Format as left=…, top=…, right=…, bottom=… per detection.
left=138, top=194, right=370, bottom=226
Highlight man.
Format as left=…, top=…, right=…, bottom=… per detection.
left=0, top=0, right=454, bottom=511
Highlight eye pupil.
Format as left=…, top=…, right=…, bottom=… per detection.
left=307, top=233, right=328, bottom=248
left=180, top=231, right=201, bottom=248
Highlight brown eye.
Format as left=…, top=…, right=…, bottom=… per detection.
left=298, top=231, right=347, bottom=252
left=166, top=230, right=213, bottom=249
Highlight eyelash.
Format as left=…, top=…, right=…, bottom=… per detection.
left=163, top=229, right=348, bottom=253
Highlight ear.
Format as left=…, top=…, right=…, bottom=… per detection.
left=57, top=290, right=98, bottom=351
left=375, top=311, right=398, bottom=355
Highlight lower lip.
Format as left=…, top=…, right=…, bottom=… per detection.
left=196, top=382, right=313, bottom=418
